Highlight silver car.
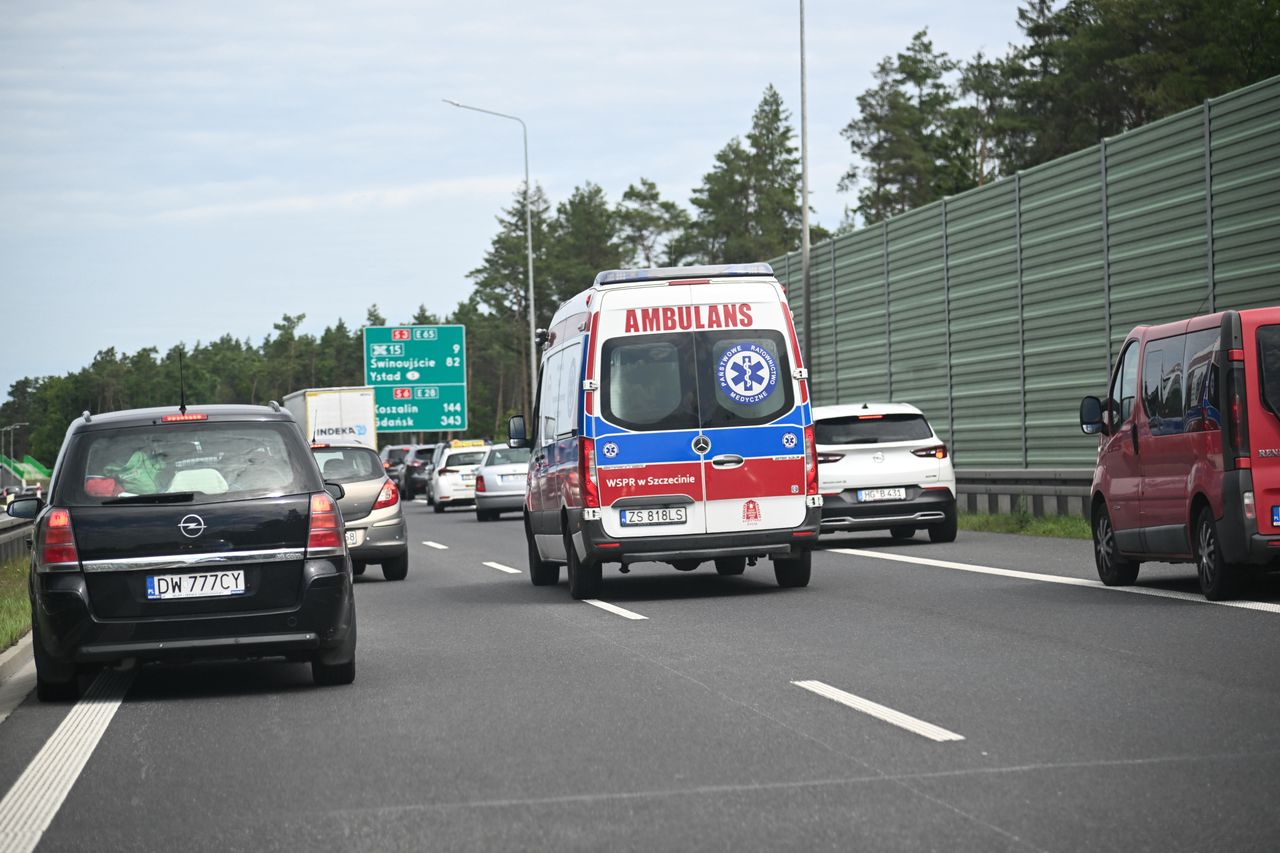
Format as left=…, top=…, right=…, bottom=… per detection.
left=474, top=444, right=531, bottom=521
left=312, top=443, right=410, bottom=580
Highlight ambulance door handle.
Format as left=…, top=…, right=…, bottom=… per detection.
left=710, top=454, right=745, bottom=469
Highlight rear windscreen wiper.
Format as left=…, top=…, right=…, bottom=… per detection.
left=102, top=492, right=196, bottom=505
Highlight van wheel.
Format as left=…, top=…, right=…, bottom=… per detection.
left=715, top=556, right=746, bottom=575
left=773, top=550, right=811, bottom=588
left=33, top=622, right=79, bottom=703
left=890, top=526, right=915, bottom=540
left=527, top=520, right=559, bottom=586
left=565, top=531, right=601, bottom=600
left=1196, top=507, right=1242, bottom=600
left=1093, top=504, right=1139, bottom=586
left=382, top=552, right=409, bottom=581
left=928, top=509, right=958, bottom=543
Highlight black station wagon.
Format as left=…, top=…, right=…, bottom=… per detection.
left=7, top=404, right=357, bottom=700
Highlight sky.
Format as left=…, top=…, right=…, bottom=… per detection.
left=0, top=1, right=1028, bottom=403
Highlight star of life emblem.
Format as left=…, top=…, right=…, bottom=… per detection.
left=601, top=441, right=619, bottom=459
left=782, top=431, right=798, bottom=449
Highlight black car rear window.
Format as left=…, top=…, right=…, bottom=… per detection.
left=1260, top=325, right=1280, bottom=417
left=312, top=447, right=383, bottom=483
left=815, top=413, right=933, bottom=444
left=57, top=421, right=315, bottom=506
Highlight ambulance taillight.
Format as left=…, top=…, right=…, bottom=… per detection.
left=579, top=437, right=601, bottom=508
left=804, top=425, right=818, bottom=496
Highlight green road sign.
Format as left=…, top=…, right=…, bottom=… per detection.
left=363, top=325, right=467, bottom=432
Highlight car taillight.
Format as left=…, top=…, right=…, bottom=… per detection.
left=372, top=480, right=398, bottom=510
left=1243, top=491, right=1256, bottom=522
left=383, top=461, right=391, bottom=469
left=817, top=453, right=844, bottom=464
left=580, top=437, right=600, bottom=508
left=41, top=508, right=79, bottom=566
left=409, top=460, right=423, bottom=468
left=804, top=426, right=818, bottom=496
left=476, top=475, right=487, bottom=493
left=308, top=492, right=342, bottom=552
left=912, top=445, right=948, bottom=459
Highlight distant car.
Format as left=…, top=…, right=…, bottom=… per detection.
left=1, top=485, right=19, bottom=507
left=19, top=484, right=44, bottom=499
left=813, top=403, right=957, bottom=542
left=474, top=444, right=531, bottom=521
left=311, top=443, right=409, bottom=580
left=7, top=404, right=356, bottom=701
left=398, top=443, right=442, bottom=499
left=378, top=444, right=414, bottom=490
left=428, top=445, right=488, bottom=513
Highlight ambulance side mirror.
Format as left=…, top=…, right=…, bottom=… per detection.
left=508, top=415, right=528, bottom=449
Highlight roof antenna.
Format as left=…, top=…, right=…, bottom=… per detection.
left=178, top=349, right=188, bottom=415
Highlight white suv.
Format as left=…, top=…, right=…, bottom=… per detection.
left=813, top=403, right=957, bottom=542
left=428, top=446, right=488, bottom=513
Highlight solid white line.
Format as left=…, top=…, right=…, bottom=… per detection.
left=792, top=680, right=964, bottom=743
left=0, top=669, right=134, bottom=853
left=483, top=561, right=521, bottom=574
left=0, top=660, right=35, bottom=727
left=583, top=599, right=649, bottom=621
left=830, top=548, right=1280, bottom=614
left=422, top=541, right=449, bottom=550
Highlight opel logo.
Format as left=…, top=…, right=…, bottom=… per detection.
left=692, top=435, right=711, bottom=455
left=872, top=452, right=885, bottom=464
left=178, top=514, right=206, bottom=539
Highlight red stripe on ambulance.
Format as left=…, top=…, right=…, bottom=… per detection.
left=704, top=457, right=805, bottom=501
left=598, top=462, right=702, bottom=503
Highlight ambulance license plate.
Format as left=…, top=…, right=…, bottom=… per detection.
left=857, top=488, right=906, bottom=502
left=620, top=507, right=687, bottom=526
left=146, top=570, right=245, bottom=600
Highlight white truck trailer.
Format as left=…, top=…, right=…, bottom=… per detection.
left=282, top=386, right=378, bottom=448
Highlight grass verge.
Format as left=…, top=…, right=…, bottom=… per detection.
left=958, top=511, right=1091, bottom=541
left=1, top=554, right=30, bottom=653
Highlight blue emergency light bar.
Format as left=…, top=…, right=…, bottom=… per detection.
left=592, top=263, right=774, bottom=288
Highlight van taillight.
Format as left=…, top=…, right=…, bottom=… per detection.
left=912, top=445, right=948, bottom=459
left=41, top=508, right=79, bottom=566
left=475, top=475, right=486, bottom=493
left=372, top=480, right=399, bottom=510
left=308, top=493, right=342, bottom=552
left=580, top=437, right=600, bottom=508
left=1228, top=362, right=1250, bottom=457
left=804, top=426, right=818, bottom=496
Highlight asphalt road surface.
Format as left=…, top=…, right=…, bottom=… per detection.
left=2, top=502, right=1279, bottom=852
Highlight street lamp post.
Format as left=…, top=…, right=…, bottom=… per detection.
left=443, top=99, right=539, bottom=415
left=1, top=422, right=29, bottom=486
left=799, top=0, right=812, bottom=368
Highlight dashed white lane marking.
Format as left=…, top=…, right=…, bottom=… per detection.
left=583, top=599, right=648, bottom=621
left=0, top=660, right=35, bottom=727
left=422, top=541, right=449, bottom=550
left=830, top=548, right=1280, bottom=615
left=792, top=680, right=965, bottom=743
left=0, top=669, right=134, bottom=853
left=484, top=561, right=521, bottom=574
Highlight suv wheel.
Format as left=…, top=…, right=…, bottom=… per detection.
left=1195, top=507, right=1242, bottom=600
left=382, top=552, right=409, bottom=581
left=773, top=550, right=811, bottom=588
left=33, top=622, right=80, bottom=702
left=433, top=501, right=446, bottom=514
left=526, top=519, right=560, bottom=586
left=1093, top=504, right=1139, bottom=586
left=890, top=525, right=915, bottom=540
left=928, top=509, right=958, bottom=543
left=565, top=530, right=601, bottom=599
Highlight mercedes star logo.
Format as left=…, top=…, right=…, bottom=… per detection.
left=692, top=435, right=711, bottom=455
left=178, top=514, right=206, bottom=538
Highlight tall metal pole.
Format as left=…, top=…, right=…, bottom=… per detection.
left=443, top=99, right=539, bottom=415
left=799, top=0, right=812, bottom=368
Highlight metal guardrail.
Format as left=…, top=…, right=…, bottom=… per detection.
left=0, top=516, right=33, bottom=565
left=954, top=468, right=1093, bottom=517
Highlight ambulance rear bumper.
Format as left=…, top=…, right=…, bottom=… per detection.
left=578, top=506, right=822, bottom=564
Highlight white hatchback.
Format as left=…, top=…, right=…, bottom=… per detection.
left=813, top=403, right=957, bottom=542
left=428, top=447, right=488, bottom=513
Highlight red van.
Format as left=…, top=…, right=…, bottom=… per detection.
left=1079, top=306, right=1280, bottom=599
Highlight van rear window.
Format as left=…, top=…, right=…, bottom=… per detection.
left=1260, top=325, right=1280, bottom=417
left=815, top=414, right=933, bottom=445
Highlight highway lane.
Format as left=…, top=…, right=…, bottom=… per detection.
left=0, top=503, right=1279, bottom=851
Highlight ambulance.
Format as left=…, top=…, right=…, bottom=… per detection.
left=508, top=263, right=822, bottom=599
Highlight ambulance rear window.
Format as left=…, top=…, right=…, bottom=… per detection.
left=604, top=335, right=699, bottom=431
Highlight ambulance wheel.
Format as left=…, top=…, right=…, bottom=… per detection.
left=527, top=519, right=559, bottom=586
left=773, top=550, right=811, bottom=588
left=715, top=557, right=746, bottom=576
left=565, top=530, right=601, bottom=600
